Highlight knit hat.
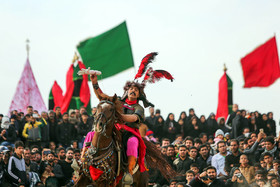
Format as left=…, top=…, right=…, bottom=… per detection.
left=146, top=130, right=154, bottom=137
left=215, top=129, right=224, bottom=137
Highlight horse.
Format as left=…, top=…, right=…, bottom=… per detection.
left=75, top=94, right=148, bottom=187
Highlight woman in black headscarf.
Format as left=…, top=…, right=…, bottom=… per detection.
left=187, top=116, right=201, bottom=138
left=178, top=111, right=188, bottom=138
left=163, top=113, right=179, bottom=142
left=154, top=115, right=165, bottom=141
left=267, top=112, right=276, bottom=137
left=206, top=113, right=218, bottom=137
left=199, top=115, right=209, bottom=134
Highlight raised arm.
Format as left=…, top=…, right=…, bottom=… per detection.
left=90, top=74, right=109, bottom=101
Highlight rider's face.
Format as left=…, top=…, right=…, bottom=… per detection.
left=127, top=86, right=139, bottom=101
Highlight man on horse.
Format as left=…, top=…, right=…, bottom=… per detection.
left=89, top=73, right=153, bottom=183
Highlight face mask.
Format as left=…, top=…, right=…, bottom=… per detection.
left=244, top=133, right=250, bottom=138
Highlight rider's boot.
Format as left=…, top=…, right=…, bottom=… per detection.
left=122, top=156, right=137, bottom=186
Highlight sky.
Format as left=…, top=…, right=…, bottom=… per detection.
left=0, top=0, right=280, bottom=127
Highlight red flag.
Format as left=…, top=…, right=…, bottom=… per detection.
left=216, top=72, right=229, bottom=120
left=49, top=81, right=63, bottom=110
left=61, top=61, right=91, bottom=113
left=77, top=61, right=90, bottom=108
left=241, top=36, right=280, bottom=88
left=61, top=64, right=74, bottom=113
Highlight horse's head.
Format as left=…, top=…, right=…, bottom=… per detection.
left=93, top=94, right=122, bottom=134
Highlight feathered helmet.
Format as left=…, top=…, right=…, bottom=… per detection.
left=121, top=52, right=174, bottom=108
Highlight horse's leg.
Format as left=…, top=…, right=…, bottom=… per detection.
left=133, top=171, right=148, bottom=187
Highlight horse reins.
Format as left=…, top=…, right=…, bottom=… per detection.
left=92, top=100, right=116, bottom=154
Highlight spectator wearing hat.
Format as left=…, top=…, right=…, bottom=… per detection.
left=155, top=109, right=161, bottom=117
left=214, top=129, right=225, bottom=145
left=77, top=112, right=91, bottom=149
left=1, top=116, right=17, bottom=147
left=0, top=146, right=11, bottom=186
left=145, top=130, right=157, bottom=143
left=56, top=113, right=76, bottom=148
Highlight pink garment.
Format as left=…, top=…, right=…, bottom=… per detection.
left=83, top=131, right=139, bottom=158
left=83, top=131, right=95, bottom=148
left=127, top=136, right=139, bottom=157
left=214, top=137, right=222, bottom=144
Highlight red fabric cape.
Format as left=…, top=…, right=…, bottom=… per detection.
left=115, top=123, right=146, bottom=172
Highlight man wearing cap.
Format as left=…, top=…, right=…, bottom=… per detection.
left=89, top=73, right=154, bottom=182
left=1, top=116, right=17, bottom=147
left=0, top=146, right=11, bottom=186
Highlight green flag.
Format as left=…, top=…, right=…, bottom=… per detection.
left=77, top=21, right=134, bottom=80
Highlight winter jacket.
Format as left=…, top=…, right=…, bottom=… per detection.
left=8, top=153, right=27, bottom=186
left=56, top=121, right=76, bottom=147
left=22, top=121, right=44, bottom=142
left=4, top=124, right=17, bottom=143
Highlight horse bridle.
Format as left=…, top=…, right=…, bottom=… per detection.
left=89, top=100, right=116, bottom=155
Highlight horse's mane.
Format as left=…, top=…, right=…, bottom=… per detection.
left=98, top=94, right=124, bottom=123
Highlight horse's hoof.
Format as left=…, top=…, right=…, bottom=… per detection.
left=122, top=172, right=133, bottom=187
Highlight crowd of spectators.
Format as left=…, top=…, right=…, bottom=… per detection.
left=0, top=104, right=279, bottom=187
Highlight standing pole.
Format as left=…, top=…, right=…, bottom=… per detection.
left=26, top=39, right=30, bottom=59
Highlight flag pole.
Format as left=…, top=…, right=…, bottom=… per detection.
left=72, top=52, right=79, bottom=63
left=26, top=39, right=30, bottom=59
left=223, top=63, right=227, bottom=72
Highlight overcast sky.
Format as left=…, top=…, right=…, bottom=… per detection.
left=1, top=0, right=280, bottom=126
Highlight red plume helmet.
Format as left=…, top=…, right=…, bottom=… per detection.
left=134, top=52, right=158, bottom=80
left=143, top=67, right=174, bottom=83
